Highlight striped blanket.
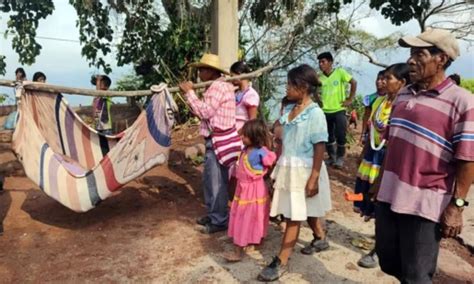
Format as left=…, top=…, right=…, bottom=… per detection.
left=12, top=84, right=177, bottom=212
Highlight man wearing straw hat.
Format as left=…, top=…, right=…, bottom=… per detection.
left=179, top=53, right=236, bottom=234
left=374, top=28, right=474, bottom=283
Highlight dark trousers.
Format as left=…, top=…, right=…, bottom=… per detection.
left=325, top=110, right=347, bottom=157
left=375, top=202, right=441, bottom=284
left=203, top=139, right=229, bottom=227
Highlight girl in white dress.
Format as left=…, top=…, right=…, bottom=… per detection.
left=258, top=64, right=332, bottom=282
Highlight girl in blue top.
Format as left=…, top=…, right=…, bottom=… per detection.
left=258, top=64, right=332, bottom=281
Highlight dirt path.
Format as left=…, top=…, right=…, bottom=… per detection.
left=0, top=129, right=472, bottom=282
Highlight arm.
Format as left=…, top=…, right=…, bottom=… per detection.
left=454, top=160, right=474, bottom=199
left=180, top=82, right=222, bottom=120
left=357, top=140, right=369, bottom=165
left=343, top=78, right=357, bottom=107
left=440, top=160, right=474, bottom=238
left=244, top=90, right=260, bottom=120
left=349, top=78, right=357, bottom=101
left=306, top=143, right=325, bottom=197
left=360, top=106, right=371, bottom=143
left=369, top=144, right=388, bottom=200
left=247, top=106, right=258, bottom=120
left=261, top=148, right=277, bottom=167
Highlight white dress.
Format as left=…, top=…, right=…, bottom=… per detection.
left=270, top=103, right=332, bottom=221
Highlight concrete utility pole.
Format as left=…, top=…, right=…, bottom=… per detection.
left=210, top=0, right=239, bottom=72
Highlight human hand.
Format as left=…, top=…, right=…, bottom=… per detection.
left=368, top=183, right=379, bottom=202
left=440, top=203, right=463, bottom=238
left=343, top=98, right=353, bottom=107
left=305, top=175, right=319, bottom=197
left=179, top=81, right=194, bottom=93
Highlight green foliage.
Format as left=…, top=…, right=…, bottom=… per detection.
left=0, top=94, right=6, bottom=104
left=350, top=95, right=365, bottom=121
left=69, top=0, right=113, bottom=73
left=115, top=75, right=146, bottom=91
left=0, top=55, right=6, bottom=76
left=369, top=0, right=431, bottom=26
left=460, top=78, right=474, bottom=94
left=1, top=0, right=54, bottom=68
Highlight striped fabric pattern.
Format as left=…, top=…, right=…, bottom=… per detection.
left=211, top=127, right=242, bottom=167
left=12, top=86, right=177, bottom=212
left=377, top=79, right=474, bottom=222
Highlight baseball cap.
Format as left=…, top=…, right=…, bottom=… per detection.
left=398, top=28, right=460, bottom=60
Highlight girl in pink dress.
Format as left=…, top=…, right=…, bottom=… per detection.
left=224, top=119, right=277, bottom=262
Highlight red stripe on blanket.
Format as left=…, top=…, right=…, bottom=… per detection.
left=82, top=125, right=95, bottom=169
left=101, top=156, right=122, bottom=191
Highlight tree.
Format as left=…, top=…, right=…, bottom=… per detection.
left=369, top=0, right=474, bottom=41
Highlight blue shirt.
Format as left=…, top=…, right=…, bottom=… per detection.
left=279, top=103, right=328, bottom=159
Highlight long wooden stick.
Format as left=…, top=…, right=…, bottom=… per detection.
left=0, top=65, right=273, bottom=97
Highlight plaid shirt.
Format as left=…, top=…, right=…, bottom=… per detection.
left=185, top=80, right=236, bottom=137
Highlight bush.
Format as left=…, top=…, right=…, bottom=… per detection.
left=460, top=78, right=474, bottom=94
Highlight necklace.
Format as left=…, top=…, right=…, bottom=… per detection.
left=289, top=99, right=312, bottom=121
left=370, top=97, right=392, bottom=150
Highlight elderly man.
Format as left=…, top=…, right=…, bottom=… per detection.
left=179, top=53, right=236, bottom=234
left=375, top=29, right=474, bottom=283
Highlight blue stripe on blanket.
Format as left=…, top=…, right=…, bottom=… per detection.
left=39, top=143, right=48, bottom=191
left=55, top=94, right=66, bottom=155
left=86, top=171, right=101, bottom=206
left=146, top=96, right=171, bottom=147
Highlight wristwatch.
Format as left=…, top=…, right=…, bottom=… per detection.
left=453, top=198, right=469, bottom=208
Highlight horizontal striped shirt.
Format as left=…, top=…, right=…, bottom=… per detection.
left=377, top=78, right=474, bottom=222
left=185, top=80, right=236, bottom=137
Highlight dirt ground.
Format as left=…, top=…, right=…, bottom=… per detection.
left=0, top=126, right=472, bottom=283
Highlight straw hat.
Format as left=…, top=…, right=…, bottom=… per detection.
left=189, top=53, right=229, bottom=75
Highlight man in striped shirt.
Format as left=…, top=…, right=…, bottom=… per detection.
left=179, top=53, right=236, bottom=234
left=375, top=29, right=474, bottom=283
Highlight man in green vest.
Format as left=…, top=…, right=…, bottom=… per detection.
left=318, top=52, right=357, bottom=168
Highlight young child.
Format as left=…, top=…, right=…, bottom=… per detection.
left=360, top=71, right=385, bottom=145
left=228, top=61, right=260, bottom=201
left=353, top=63, right=410, bottom=269
left=92, top=75, right=113, bottom=135
left=224, top=119, right=276, bottom=262
left=258, top=64, right=331, bottom=281
left=349, top=109, right=358, bottom=129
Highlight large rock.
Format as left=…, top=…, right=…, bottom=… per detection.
left=437, top=249, right=474, bottom=282
left=184, top=143, right=205, bottom=160
left=458, top=185, right=474, bottom=250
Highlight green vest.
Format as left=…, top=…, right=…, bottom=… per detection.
left=319, top=68, right=352, bottom=113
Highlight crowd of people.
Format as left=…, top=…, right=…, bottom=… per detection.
left=1, top=28, right=472, bottom=282
left=178, top=28, right=473, bottom=283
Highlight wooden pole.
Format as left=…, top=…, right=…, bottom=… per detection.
left=0, top=65, right=273, bottom=97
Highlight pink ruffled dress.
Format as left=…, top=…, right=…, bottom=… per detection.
left=228, top=146, right=276, bottom=247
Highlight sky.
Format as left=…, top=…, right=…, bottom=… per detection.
left=0, top=1, right=473, bottom=107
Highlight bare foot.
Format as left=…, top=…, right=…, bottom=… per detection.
left=222, top=250, right=243, bottom=263
left=279, top=221, right=287, bottom=232
left=244, top=245, right=255, bottom=252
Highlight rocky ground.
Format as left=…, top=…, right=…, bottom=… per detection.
left=0, top=126, right=472, bottom=283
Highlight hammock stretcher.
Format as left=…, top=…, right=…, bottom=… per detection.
left=11, top=84, right=177, bottom=212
